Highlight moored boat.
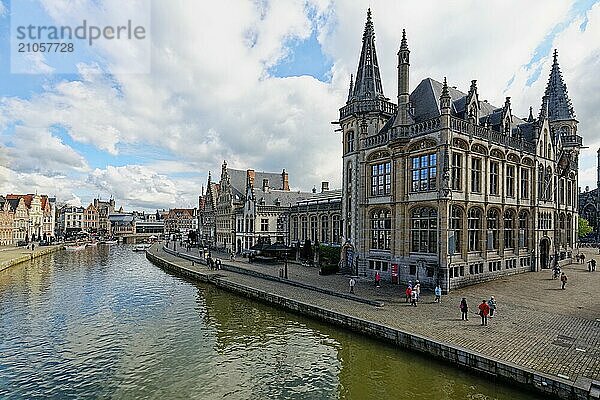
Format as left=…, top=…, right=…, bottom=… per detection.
left=132, top=244, right=151, bottom=252
left=65, top=244, right=87, bottom=251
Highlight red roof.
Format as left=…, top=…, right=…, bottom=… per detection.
left=6, top=194, right=33, bottom=208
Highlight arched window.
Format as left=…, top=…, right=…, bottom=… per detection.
left=504, top=210, right=516, bottom=249
left=468, top=208, right=482, bottom=252
left=301, top=216, right=308, bottom=241
left=332, top=215, right=341, bottom=244
left=321, top=215, right=329, bottom=243
left=347, top=161, right=353, bottom=190
left=559, top=213, right=566, bottom=247
left=292, top=216, right=298, bottom=241
left=411, top=207, right=437, bottom=253
left=310, top=216, right=318, bottom=243
left=371, top=209, right=391, bottom=250
left=346, top=131, right=355, bottom=153
left=519, top=211, right=529, bottom=249
left=450, top=205, right=463, bottom=254
left=567, top=214, right=572, bottom=245
left=487, top=209, right=500, bottom=251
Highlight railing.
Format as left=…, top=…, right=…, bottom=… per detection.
left=562, top=135, right=583, bottom=147
left=339, top=99, right=397, bottom=120
left=450, top=117, right=537, bottom=153
left=364, top=116, right=442, bottom=149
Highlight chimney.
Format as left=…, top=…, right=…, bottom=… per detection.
left=282, top=169, right=289, bottom=191
left=247, top=169, right=255, bottom=188
left=321, top=181, right=329, bottom=193
left=262, top=178, right=269, bottom=192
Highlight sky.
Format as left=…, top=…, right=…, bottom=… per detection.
left=1, top=0, right=600, bottom=211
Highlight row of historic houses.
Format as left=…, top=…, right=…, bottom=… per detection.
left=336, top=9, right=582, bottom=292
left=0, top=194, right=56, bottom=245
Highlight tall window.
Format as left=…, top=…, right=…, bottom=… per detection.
left=411, top=207, right=438, bottom=253
left=301, top=216, right=308, bottom=241
left=371, top=210, right=391, bottom=250
left=346, top=131, right=354, bottom=153
left=490, top=161, right=499, bottom=195
left=468, top=208, right=482, bottom=252
left=321, top=215, right=329, bottom=243
left=506, top=165, right=515, bottom=197
left=332, top=215, right=341, bottom=244
left=487, top=209, right=500, bottom=251
left=521, top=168, right=529, bottom=199
left=292, top=217, right=298, bottom=241
left=310, top=216, right=318, bottom=243
left=451, top=153, right=462, bottom=190
left=559, top=213, right=566, bottom=247
left=567, top=181, right=573, bottom=206
left=261, top=218, right=269, bottom=232
left=347, top=162, right=353, bottom=190
left=504, top=210, right=516, bottom=249
left=559, top=179, right=565, bottom=204
left=371, top=162, right=391, bottom=196
left=538, top=167, right=544, bottom=199
left=471, top=158, right=482, bottom=193
left=450, top=206, right=463, bottom=254
left=411, top=153, right=437, bottom=192
left=519, top=211, right=529, bottom=248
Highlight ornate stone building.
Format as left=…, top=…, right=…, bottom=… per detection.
left=199, top=162, right=341, bottom=253
left=0, top=196, right=14, bottom=246
left=579, top=149, right=600, bottom=241
left=338, top=10, right=582, bottom=291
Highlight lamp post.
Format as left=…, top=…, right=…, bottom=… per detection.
left=284, top=250, right=288, bottom=279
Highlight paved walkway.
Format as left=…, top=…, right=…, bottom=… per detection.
left=155, top=244, right=600, bottom=383
left=0, top=244, right=62, bottom=270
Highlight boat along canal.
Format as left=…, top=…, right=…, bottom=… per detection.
left=0, top=245, right=543, bottom=399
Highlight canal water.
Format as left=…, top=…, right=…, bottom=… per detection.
left=0, top=246, right=542, bottom=399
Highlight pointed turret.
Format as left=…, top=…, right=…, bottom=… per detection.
left=440, top=77, right=451, bottom=113
left=392, top=28, right=413, bottom=126
left=347, top=74, right=354, bottom=102
left=465, top=80, right=480, bottom=122
left=538, top=95, right=549, bottom=122
left=543, top=49, right=575, bottom=122
left=350, top=8, right=385, bottom=101
left=527, top=106, right=534, bottom=122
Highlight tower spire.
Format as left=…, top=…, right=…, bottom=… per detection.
left=543, top=49, right=575, bottom=121
left=350, top=8, right=385, bottom=102
left=347, top=74, right=354, bottom=102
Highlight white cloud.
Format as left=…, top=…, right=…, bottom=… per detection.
left=86, top=165, right=198, bottom=210
left=0, top=1, right=6, bottom=17
left=5, top=126, right=88, bottom=174
left=2, top=0, right=600, bottom=209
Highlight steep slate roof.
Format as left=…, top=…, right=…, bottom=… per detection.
left=544, top=50, right=576, bottom=122
left=254, top=189, right=315, bottom=207
left=349, top=8, right=385, bottom=102
left=227, top=168, right=284, bottom=198
left=402, top=77, right=527, bottom=133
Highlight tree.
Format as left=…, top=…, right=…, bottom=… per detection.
left=578, top=217, right=593, bottom=238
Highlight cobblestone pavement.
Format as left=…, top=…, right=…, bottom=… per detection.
left=155, top=245, right=600, bottom=382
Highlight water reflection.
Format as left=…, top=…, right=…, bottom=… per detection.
left=0, top=246, right=541, bottom=399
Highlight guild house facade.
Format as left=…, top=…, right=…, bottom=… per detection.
left=338, top=10, right=582, bottom=292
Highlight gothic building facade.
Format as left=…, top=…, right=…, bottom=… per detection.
left=338, top=10, right=582, bottom=292
left=579, top=149, right=600, bottom=241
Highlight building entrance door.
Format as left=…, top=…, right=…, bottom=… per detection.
left=540, top=238, right=550, bottom=269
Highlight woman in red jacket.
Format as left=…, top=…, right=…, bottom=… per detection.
left=478, top=300, right=490, bottom=326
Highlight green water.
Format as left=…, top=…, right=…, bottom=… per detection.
left=0, top=245, right=541, bottom=399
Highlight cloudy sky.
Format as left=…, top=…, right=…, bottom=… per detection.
left=1, top=0, right=599, bottom=211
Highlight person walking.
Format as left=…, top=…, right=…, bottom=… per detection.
left=592, top=259, right=597, bottom=272
left=349, top=277, right=356, bottom=294
left=460, top=298, right=468, bottom=320
left=414, top=280, right=421, bottom=302
left=375, top=271, right=381, bottom=288
left=405, top=286, right=412, bottom=303
left=410, top=289, right=418, bottom=307
left=487, top=296, right=497, bottom=317
left=434, top=285, right=442, bottom=303
left=478, top=300, right=490, bottom=326
left=560, top=272, right=568, bottom=289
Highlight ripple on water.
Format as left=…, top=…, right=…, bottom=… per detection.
left=0, top=246, right=543, bottom=400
